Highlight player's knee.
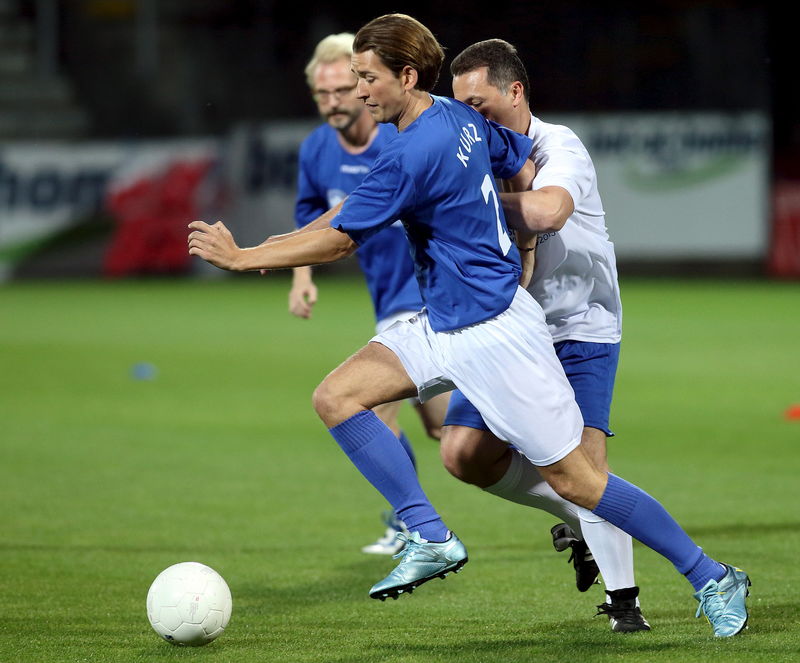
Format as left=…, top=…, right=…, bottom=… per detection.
left=545, top=473, right=577, bottom=504
left=546, top=473, right=594, bottom=509
left=312, top=380, right=345, bottom=426
left=440, top=430, right=482, bottom=484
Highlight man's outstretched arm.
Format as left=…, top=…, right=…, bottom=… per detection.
left=188, top=220, right=356, bottom=272
left=259, top=200, right=346, bottom=246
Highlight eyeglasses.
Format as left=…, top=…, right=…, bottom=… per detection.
left=313, top=84, right=358, bottom=102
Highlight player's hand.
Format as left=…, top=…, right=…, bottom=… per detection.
left=188, top=220, right=241, bottom=271
left=288, top=282, right=318, bottom=319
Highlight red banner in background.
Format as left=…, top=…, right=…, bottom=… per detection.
left=768, top=181, right=800, bottom=278
left=103, top=158, right=213, bottom=277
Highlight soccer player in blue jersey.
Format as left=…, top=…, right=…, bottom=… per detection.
left=189, top=13, right=750, bottom=637
left=290, top=33, right=450, bottom=555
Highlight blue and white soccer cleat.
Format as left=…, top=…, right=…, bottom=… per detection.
left=369, top=531, right=468, bottom=600
left=694, top=563, right=751, bottom=637
left=361, top=510, right=409, bottom=555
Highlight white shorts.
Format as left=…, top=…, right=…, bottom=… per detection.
left=375, top=310, right=424, bottom=406
left=371, top=287, right=584, bottom=465
left=375, top=310, right=420, bottom=335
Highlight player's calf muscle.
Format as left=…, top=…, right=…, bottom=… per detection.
left=439, top=427, right=506, bottom=487
left=540, top=452, right=607, bottom=509
left=580, top=427, right=609, bottom=473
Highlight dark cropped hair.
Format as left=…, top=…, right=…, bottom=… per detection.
left=354, top=14, right=445, bottom=92
left=450, top=39, right=530, bottom=102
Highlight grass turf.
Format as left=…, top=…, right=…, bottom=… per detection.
left=1, top=275, right=798, bottom=662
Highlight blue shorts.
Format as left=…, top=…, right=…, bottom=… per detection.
left=443, top=340, right=621, bottom=437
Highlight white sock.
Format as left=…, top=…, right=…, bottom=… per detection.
left=484, top=447, right=583, bottom=536
left=485, top=448, right=638, bottom=601
left=577, top=506, right=637, bottom=601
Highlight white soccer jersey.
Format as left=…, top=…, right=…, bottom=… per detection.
left=526, top=114, right=622, bottom=343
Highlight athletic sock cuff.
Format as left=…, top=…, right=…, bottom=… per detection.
left=329, top=410, right=383, bottom=453
left=484, top=448, right=524, bottom=496
left=593, top=473, right=639, bottom=526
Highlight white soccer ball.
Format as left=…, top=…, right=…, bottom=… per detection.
left=146, top=561, right=232, bottom=646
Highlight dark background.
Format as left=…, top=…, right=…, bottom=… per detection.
left=9, top=1, right=796, bottom=177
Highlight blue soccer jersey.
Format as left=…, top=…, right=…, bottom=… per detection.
left=295, top=123, right=422, bottom=321
left=332, top=96, right=533, bottom=332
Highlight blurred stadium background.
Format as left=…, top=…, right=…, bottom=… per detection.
left=3, top=4, right=800, bottom=660
left=1, top=0, right=798, bottom=281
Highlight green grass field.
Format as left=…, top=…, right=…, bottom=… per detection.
left=1, top=275, right=798, bottom=663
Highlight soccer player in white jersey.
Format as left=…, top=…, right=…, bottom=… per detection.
left=445, top=38, right=645, bottom=631
left=189, top=13, right=750, bottom=638
left=290, top=33, right=450, bottom=555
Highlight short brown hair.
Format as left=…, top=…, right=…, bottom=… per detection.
left=450, top=39, right=530, bottom=102
left=354, top=14, right=445, bottom=92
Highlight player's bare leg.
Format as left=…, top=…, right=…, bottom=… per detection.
left=550, top=426, right=605, bottom=586
left=413, top=391, right=451, bottom=441
left=547, top=425, right=607, bottom=565
left=580, top=426, right=608, bottom=472
left=372, top=400, right=403, bottom=435
left=551, top=426, right=608, bottom=592
left=313, top=342, right=417, bottom=425
left=440, top=425, right=511, bottom=487
left=314, top=342, right=468, bottom=599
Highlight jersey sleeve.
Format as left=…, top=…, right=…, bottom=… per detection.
left=331, top=156, right=416, bottom=246
left=294, top=140, right=328, bottom=228
left=485, top=119, right=534, bottom=180
left=532, top=140, right=594, bottom=206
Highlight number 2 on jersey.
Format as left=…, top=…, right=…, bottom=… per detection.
left=481, top=173, right=512, bottom=255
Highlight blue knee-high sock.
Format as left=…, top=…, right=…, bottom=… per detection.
left=329, top=411, right=448, bottom=542
left=592, top=474, right=727, bottom=591
left=397, top=431, right=417, bottom=471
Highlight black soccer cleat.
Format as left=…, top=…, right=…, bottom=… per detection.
left=550, top=523, right=600, bottom=592
left=596, top=586, right=652, bottom=632
left=550, top=522, right=577, bottom=552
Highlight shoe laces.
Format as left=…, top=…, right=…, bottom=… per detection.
left=392, top=532, right=419, bottom=560
left=695, top=584, right=726, bottom=620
